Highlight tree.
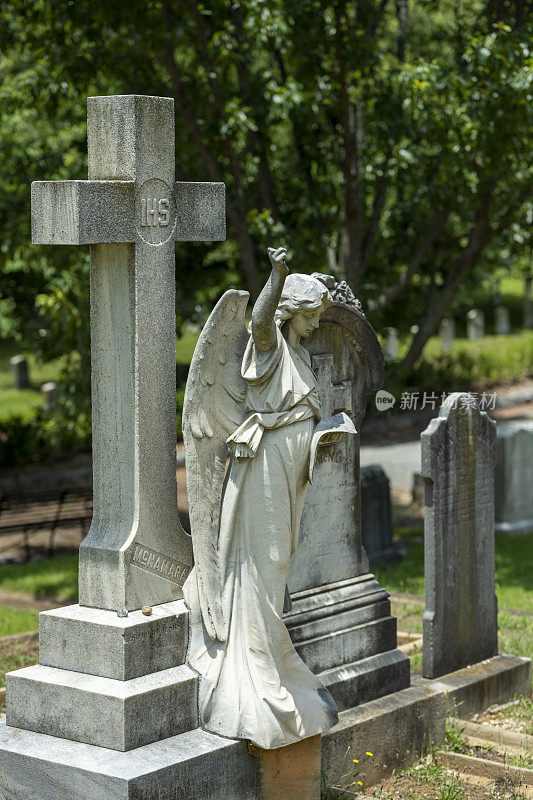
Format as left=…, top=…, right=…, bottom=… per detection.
left=0, top=0, right=531, bottom=374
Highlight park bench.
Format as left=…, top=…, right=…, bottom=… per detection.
left=0, top=488, right=93, bottom=560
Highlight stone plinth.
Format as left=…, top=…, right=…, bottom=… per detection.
left=495, top=420, right=533, bottom=534
left=38, top=601, right=188, bottom=680
left=6, top=664, right=197, bottom=752
left=248, top=735, right=321, bottom=800
left=5, top=600, right=196, bottom=753
left=0, top=722, right=260, bottom=800
left=285, top=575, right=410, bottom=711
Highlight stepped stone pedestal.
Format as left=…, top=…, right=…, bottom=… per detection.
left=0, top=601, right=262, bottom=799
left=285, top=574, right=410, bottom=712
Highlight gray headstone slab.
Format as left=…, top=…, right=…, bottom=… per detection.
left=421, top=392, right=498, bottom=679
left=288, top=299, right=384, bottom=593
left=30, top=94, right=226, bottom=611
left=495, top=420, right=533, bottom=533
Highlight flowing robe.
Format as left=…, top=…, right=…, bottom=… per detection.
left=184, top=326, right=338, bottom=749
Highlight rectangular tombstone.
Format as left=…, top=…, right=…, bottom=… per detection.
left=285, top=284, right=410, bottom=710
left=360, top=465, right=396, bottom=561
left=495, top=420, right=533, bottom=534
left=421, top=392, right=498, bottom=679
left=439, top=319, right=455, bottom=351
left=495, top=305, right=510, bottom=335
left=466, top=309, right=484, bottom=340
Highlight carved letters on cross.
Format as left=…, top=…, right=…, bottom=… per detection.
left=311, top=353, right=353, bottom=418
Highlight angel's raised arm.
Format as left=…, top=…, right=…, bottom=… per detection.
left=251, top=247, right=289, bottom=352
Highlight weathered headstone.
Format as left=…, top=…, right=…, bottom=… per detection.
left=495, top=420, right=533, bottom=534
left=439, top=318, right=455, bottom=351
left=41, top=380, right=59, bottom=411
left=9, top=355, right=29, bottom=388
left=524, top=275, right=533, bottom=329
left=466, top=309, right=484, bottom=340
left=360, top=464, right=396, bottom=562
left=0, top=95, right=248, bottom=800
left=285, top=285, right=410, bottom=711
left=495, top=305, right=511, bottom=335
left=384, top=326, right=399, bottom=361
left=421, top=393, right=498, bottom=679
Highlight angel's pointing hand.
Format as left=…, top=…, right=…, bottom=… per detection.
left=268, top=246, right=289, bottom=275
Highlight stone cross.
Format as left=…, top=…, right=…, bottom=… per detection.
left=421, top=392, right=497, bottom=678
left=311, top=353, right=352, bottom=417
left=32, top=95, right=225, bottom=612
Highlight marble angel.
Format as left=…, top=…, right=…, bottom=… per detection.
left=183, top=247, right=354, bottom=749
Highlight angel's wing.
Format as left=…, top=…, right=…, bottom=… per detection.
left=183, top=289, right=250, bottom=641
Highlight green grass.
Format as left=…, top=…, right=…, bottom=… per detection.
left=0, top=606, right=39, bottom=637
left=0, top=342, right=64, bottom=423
left=374, top=532, right=533, bottom=671
left=176, top=330, right=199, bottom=364
left=0, top=553, right=78, bottom=603
left=0, top=653, right=37, bottom=690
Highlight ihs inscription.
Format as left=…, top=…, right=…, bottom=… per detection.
left=136, top=178, right=177, bottom=245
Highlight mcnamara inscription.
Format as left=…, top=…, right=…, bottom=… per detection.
left=131, top=544, right=189, bottom=584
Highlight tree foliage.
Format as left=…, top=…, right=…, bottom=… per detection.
left=0, top=0, right=531, bottom=375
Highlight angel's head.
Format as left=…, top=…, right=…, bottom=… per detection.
left=275, top=273, right=332, bottom=339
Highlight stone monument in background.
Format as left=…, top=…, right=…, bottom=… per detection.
left=439, top=318, right=455, bottom=351
left=421, top=393, right=498, bottom=679
left=495, top=420, right=533, bottom=535
left=285, top=279, right=410, bottom=710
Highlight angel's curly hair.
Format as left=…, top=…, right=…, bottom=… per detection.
left=274, top=273, right=332, bottom=328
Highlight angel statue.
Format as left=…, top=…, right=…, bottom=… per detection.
left=183, top=246, right=352, bottom=750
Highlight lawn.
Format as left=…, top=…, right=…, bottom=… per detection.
left=0, top=342, right=65, bottom=423
left=0, top=606, right=39, bottom=637
left=0, top=331, right=200, bottom=425
left=373, top=531, right=533, bottom=672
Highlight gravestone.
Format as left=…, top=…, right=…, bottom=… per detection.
left=495, top=420, right=533, bottom=534
left=9, top=355, right=29, bottom=389
left=0, top=95, right=258, bottom=800
left=384, top=326, right=399, bottom=361
left=421, top=393, right=498, bottom=679
left=495, top=305, right=510, bottom=335
left=466, top=309, right=484, bottom=340
left=439, top=318, right=455, bottom=351
left=41, top=381, right=59, bottom=411
left=523, top=274, right=533, bottom=329
left=285, top=283, right=410, bottom=711
left=360, top=464, right=397, bottom=562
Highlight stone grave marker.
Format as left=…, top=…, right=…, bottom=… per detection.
left=384, top=326, right=399, bottom=360
left=524, top=275, right=533, bottom=329
left=495, top=420, right=533, bottom=534
left=31, top=94, right=225, bottom=612
left=466, top=309, right=484, bottom=340
left=360, top=464, right=398, bottom=562
left=439, top=318, right=455, bottom=351
left=41, top=380, right=59, bottom=411
left=495, top=305, right=511, bottom=335
left=0, top=94, right=252, bottom=800
left=285, top=283, right=410, bottom=711
left=9, top=355, right=29, bottom=388
left=421, top=392, right=498, bottom=679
